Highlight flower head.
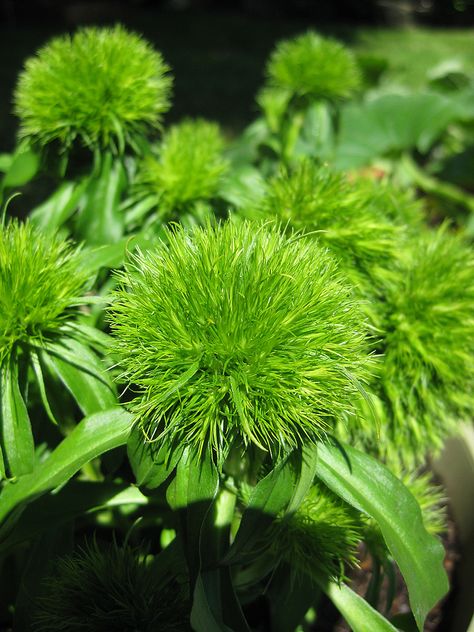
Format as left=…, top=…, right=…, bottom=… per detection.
left=136, top=118, right=228, bottom=219
left=110, top=221, right=371, bottom=460
left=246, top=161, right=403, bottom=288
left=34, top=541, right=190, bottom=632
left=15, top=25, right=172, bottom=152
left=379, top=225, right=474, bottom=459
left=0, top=220, right=87, bottom=363
left=270, top=482, right=362, bottom=582
left=265, top=31, right=361, bottom=102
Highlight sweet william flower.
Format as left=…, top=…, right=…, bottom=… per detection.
left=265, top=31, right=361, bottom=102
left=110, top=221, right=371, bottom=462
left=14, top=25, right=172, bottom=153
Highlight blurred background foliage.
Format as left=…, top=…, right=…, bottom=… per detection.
left=1, top=0, right=474, bottom=152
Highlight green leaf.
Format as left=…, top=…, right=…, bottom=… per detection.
left=268, top=565, right=319, bottom=632
left=0, top=481, right=147, bottom=556
left=0, top=154, right=12, bottom=173
left=166, top=447, right=219, bottom=582
left=336, top=92, right=464, bottom=168
left=224, top=455, right=294, bottom=563
left=316, top=578, right=399, bottom=632
left=43, top=338, right=117, bottom=416
left=0, top=359, right=35, bottom=478
left=286, top=443, right=318, bottom=515
left=2, top=145, right=39, bottom=188
left=0, top=407, right=132, bottom=530
left=191, top=572, right=233, bottom=632
left=29, top=180, right=87, bottom=232
left=314, top=440, right=448, bottom=631
left=76, top=152, right=127, bottom=245
left=127, top=425, right=182, bottom=489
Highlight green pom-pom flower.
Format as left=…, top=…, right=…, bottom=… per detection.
left=265, top=31, right=361, bottom=102
left=15, top=25, right=172, bottom=152
left=34, top=541, right=190, bottom=632
left=270, top=482, right=362, bottom=582
left=0, top=220, right=87, bottom=364
left=378, top=225, right=474, bottom=460
left=0, top=220, right=116, bottom=477
left=110, top=221, right=371, bottom=460
left=245, top=161, right=403, bottom=288
left=136, top=118, right=228, bottom=220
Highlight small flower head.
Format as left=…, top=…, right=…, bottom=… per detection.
left=110, top=221, right=371, bottom=460
left=0, top=220, right=87, bottom=363
left=15, top=25, right=172, bottom=152
left=265, top=31, right=361, bottom=102
left=270, top=482, right=362, bottom=582
left=34, top=541, right=190, bottom=632
left=246, top=161, right=402, bottom=288
left=137, top=118, right=228, bottom=218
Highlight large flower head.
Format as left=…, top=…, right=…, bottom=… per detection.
left=110, top=221, right=371, bottom=461
left=265, top=31, right=361, bottom=102
left=34, top=541, right=190, bottom=632
left=14, top=25, right=172, bottom=152
left=136, top=118, right=228, bottom=220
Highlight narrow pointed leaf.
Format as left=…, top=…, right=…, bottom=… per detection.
left=317, top=578, right=399, bottom=632
left=0, top=407, right=132, bottom=529
left=314, top=440, right=448, bottom=630
left=0, top=360, right=34, bottom=478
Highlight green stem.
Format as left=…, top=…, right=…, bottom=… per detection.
left=400, top=152, right=474, bottom=215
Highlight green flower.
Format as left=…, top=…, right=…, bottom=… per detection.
left=270, top=482, right=362, bottom=582
left=0, top=221, right=91, bottom=363
left=245, top=161, right=404, bottom=289
left=378, top=225, right=474, bottom=461
left=15, top=25, right=172, bottom=152
left=0, top=220, right=116, bottom=477
left=33, top=541, right=190, bottom=632
left=136, top=118, right=228, bottom=220
left=265, top=31, right=361, bottom=102
left=110, top=221, right=371, bottom=461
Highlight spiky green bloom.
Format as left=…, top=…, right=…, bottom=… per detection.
left=270, top=482, right=362, bottom=582
left=110, top=221, right=371, bottom=460
left=342, top=225, right=474, bottom=467
left=402, top=472, right=446, bottom=536
left=33, top=541, right=190, bottom=632
left=0, top=220, right=116, bottom=478
left=15, top=25, right=172, bottom=152
left=136, top=119, right=228, bottom=218
left=245, top=161, right=403, bottom=289
left=265, top=31, right=361, bottom=102
left=0, top=220, right=87, bottom=363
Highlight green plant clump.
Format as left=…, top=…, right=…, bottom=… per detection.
left=266, top=31, right=361, bottom=102
left=137, top=118, right=228, bottom=218
left=14, top=25, right=172, bottom=152
left=110, top=220, right=371, bottom=461
left=33, top=541, right=190, bottom=632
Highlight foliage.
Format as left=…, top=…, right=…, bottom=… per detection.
left=110, top=220, right=371, bottom=462
left=14, top=25, right=172, bottom=153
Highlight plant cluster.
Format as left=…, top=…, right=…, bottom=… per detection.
left=1, top=22, right=472, bottom=632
